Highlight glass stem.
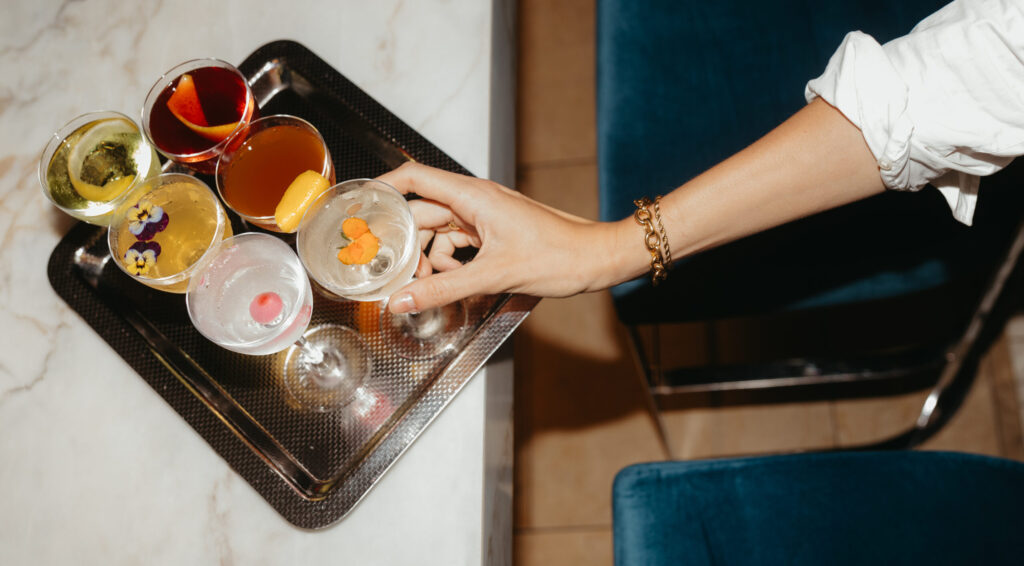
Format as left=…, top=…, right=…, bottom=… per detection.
left=295, top=336, right=323, bottom=364
left=296, top=336, right=348, bottom=389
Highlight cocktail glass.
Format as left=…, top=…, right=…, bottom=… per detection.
left=296, top=178, right=467, bottom=361
left=142, top=58, right=257, bottom=174
left=186, top=233, right=370, bottom=412
left=38, top=111, right=160, bottom=226
left=107, top=173, right=233, bottom=293
left=215, top=114, right=335, bottom=232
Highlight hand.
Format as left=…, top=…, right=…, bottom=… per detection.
left=377, top=162, right=630, bottom=313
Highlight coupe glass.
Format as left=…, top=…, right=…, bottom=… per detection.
left=142, top=58, right=257, bottom=174
left=38, top=111, right=160, bottom=226
left=215, top=114, right=335, bottom=232
left=296, top=178, right=467, bottom=362
left=107, top=173, right=233, bottom=293
left=186, top=233, right=370, bottom=411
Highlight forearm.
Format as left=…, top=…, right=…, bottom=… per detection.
left=597, top=98, right=885, bottom=289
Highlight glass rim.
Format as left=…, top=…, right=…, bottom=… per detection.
left=185, top=232, right=312, bottom=352
left=296, top=178, right=419, bottom=298
left=106, top=172, right=230, bottom=287
left=37, top=110, right=151, bottom=213
left=141, top=57, right=256, bottom=161
left=214, top=113, right=334, bottom=228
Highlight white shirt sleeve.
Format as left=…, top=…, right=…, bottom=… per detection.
left=805, top=0, right=1024, bottom=225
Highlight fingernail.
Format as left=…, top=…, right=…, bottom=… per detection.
left=390, top=293, right=418, bottom=314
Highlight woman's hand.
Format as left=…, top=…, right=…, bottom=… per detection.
left=377, top=162, right=635, bottom=313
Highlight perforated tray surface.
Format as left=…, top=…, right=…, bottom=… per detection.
left=46, top=40, right=536, bottom=529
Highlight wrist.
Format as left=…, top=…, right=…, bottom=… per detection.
left=583, top=217, right=652, bottom=292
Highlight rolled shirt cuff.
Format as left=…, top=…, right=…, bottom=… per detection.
left=805, top=30, right=990, bottom=226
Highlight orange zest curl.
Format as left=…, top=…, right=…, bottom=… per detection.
left=337, top=218, right=379, bottom=265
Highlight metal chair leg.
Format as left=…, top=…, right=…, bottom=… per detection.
left=854, top=217, right=1024, bottom=450
left=626, top=325, right=676, bottom=460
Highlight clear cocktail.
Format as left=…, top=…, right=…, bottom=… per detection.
left=296, top=178, right=467, bottom=361
left=296, top=178, right=419, bottom=302
left=187, top=233, right=313, bottom=355
left=186, top=233, right=370, bottom=412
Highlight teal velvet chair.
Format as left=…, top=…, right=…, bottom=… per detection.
left=597, top=0, right=1024, bottom=454
left=613, top=451, right=1024, bottom=565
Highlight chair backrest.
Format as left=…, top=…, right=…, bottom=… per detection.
left=598, top=0, right=948, bottom=218
left=613, top=451, right=1024, bottom=565
left=596, top=0, right=1024, bottom=326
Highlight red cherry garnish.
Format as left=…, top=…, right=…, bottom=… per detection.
left=249, top=292, right=283, bottom=324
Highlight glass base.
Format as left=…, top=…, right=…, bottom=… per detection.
left=380, top=300, right=468, bottom=360
left=283, top=324, right=371, bottom=412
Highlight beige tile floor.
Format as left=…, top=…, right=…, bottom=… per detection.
left=512, top=1, right=1024, bottom=564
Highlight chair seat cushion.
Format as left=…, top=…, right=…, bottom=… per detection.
left=613, top=451, right=1024, bottom=566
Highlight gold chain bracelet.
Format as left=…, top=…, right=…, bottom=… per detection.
left=633, top=197, right=668, bottom=285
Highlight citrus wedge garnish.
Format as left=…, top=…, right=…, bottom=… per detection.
left=167, top=73, right=241, bottom=143
left=70, top=174, right=135, bottom=202
left=274, top=170, right=332, bottom=233
left=65, top=118, right=138, bottom=202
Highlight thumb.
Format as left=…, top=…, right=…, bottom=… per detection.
left=387, top=262, right=495, bottom=314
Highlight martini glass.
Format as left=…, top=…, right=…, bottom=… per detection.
left=296, top=178, right=467, bottom=361
left=186, top=232, right=370, bottom=411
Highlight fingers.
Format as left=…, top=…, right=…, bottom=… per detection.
left=377, top=162, right=473, bottom=206
left=418, top=228, right=435, bottom=251
left=415, top=252, right=433, bottom=279
left=429, top=253, right=464, bottom=272
left=408, top=198, right=458, bottom=230
left=388, top=260, right=497, bottom=314
left=428, top=231, right=477, bottom=272
left=409, top=198, right=481, bottom=250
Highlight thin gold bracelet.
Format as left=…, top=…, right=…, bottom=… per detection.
left=651, top=195, right=671, bottom=266
left=633, top=197, right=667, bottom=285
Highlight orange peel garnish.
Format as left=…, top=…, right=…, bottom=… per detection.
left=341, top=217, right=369, bottom=240
left=337, top=229, right=380, bottom=265
left=167, top=73, right=242, bottom=143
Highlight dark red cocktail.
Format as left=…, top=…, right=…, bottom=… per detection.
left=142, top=59, right=257, bottom=174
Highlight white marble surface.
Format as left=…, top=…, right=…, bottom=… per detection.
left=0, top=1, right=516, bottom=564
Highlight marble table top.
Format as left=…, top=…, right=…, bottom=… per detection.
left=0, top=1, right=515, bottom=564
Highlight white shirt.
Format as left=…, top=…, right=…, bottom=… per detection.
left=805, top=0, right=1024, bottom=225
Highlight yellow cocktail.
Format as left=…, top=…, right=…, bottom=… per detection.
left=107, top=173, right=232, bottom=293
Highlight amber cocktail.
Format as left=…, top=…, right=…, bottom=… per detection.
left=216, top=114, right=335, bottom=231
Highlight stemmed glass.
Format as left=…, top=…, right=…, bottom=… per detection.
left=107, top=173, right=233, bottom=293
left=215, top=114, right=335, bottom=232
left=38, top=111, right=160, bottom=226
left=295, top=178, right=468, bottom=361
left=142, top=58, right=258, bottom=174
left=186, top=233, right=370, bottom=411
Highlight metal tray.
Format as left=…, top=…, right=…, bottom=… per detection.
left=46, top=40, right=536, bottom=529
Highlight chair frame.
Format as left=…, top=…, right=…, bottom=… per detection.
left=627, top=218, right=1024, bottom=458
